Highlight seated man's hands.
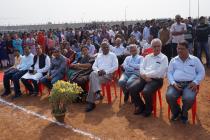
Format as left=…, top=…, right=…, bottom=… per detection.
left=140, top=74, right=152, bottom=82
left=47, top=74, right=52, bottom=80
left=98, top=70, right=106, bottom=76
left=69, top=63, right=81, bottom=69
left=173, top=83, right=182, bottom=91
left=188, top=82, right=197, bottom=92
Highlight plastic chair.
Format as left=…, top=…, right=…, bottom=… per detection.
left=24, top=80, right=44, bottom=96
left=168, top=86, right=199, bottom=124
left=101, top=73, right=117, bottom=104
left=140, top=88, right=162, bottom=117
left=142, top=47, right=153, bottom=57
left=119, top=88, right=162, bottom=117
left=116, top=67, right=121, bottom=79
left=152, top=89, right=162, bottom=117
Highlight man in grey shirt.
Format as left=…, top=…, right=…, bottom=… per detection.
left=40, top=48, right=66, bottom=89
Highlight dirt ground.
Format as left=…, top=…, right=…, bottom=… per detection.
left=0, top=67, right=210, bottom=140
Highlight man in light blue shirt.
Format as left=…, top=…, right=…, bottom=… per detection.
left=166, top=41, right=205, bottom=124
left=118, top=44, right=144, bottom=103
left=1, top=46, right=34, bottom=99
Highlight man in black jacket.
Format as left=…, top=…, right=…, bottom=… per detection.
left=196, top=16, right=210, bottom=67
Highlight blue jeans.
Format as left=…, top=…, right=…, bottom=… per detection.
left=197, top=41, right=210, bottom=65
left=40, top=74, right=64, bottom=89
left=118, top=73, right=139, bottom=95
left=166, top=85, right=196, bottom=117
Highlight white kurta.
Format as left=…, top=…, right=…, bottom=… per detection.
left=22, top=55, right=51, bottom=81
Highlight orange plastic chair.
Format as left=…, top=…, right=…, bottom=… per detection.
left=116, top=67, right=121, bottom=79
left=101, top=72, right=118, bottom=104
left=119, top=88, right=162, bottom=117
left=168, top=86, right=199, bottom=124
left=142, top=47, right=153, bottom=57
left=24, top=80, right=45, bottom=96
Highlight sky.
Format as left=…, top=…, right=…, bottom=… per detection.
left=0, top=0, right=209, bottom=26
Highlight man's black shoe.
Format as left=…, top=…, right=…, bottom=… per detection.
left=180, top=115, right=188, bottom=124
left=134, top=106, right=144, bottom=115
left=11, top=93, right=22, bottom=100
left=142, top=111, right=152, bottom=117
left=1, top=92, right=10, bottom=97
left=85, top=103, right=96, bottom=112
left=171, top=112, right=181, bottom=121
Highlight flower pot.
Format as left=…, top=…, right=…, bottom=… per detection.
left=53, top=113, right=65, bottom=123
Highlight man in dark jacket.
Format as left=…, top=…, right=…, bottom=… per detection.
left=196, top=16, right=210, bottom=67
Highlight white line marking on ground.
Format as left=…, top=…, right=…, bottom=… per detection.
left=0, top=98, right=101, bottom=140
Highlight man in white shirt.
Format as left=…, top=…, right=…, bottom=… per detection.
left=112, top=38, right=126, bottom=65
left=128, top=38, right=168, bottom=117
left=170, top=14, right=187, bottom=57
left=21, top=45, right=50, bottom=96
left=166, top=41, right=205, bottom=124
left=86, top=41, right=118, bottom=112
left=1, top=47, right=34, bottom=99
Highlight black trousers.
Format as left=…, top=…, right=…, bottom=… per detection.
left=171, top=43, right=178, bottom=58
left=21, top=78, right=39, bottom=94
left=128, top=77, right=163, bottom=113
left=162, top=44, right=172, bottom=62
left=72, top=75, right=89, bottom=93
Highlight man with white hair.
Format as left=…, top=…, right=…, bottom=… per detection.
left=86, top=41, right=118, bottom=112
left=118, top=44, right=144, bottom=103
left=128, top=38, right=168, bottom=117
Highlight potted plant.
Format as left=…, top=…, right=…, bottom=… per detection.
left=49, top=80, right=83, bottom=123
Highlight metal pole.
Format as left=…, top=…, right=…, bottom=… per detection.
left=124, top=7, right=127, bottom=22
left=198, top=0, right=200, bottom=18
left=189, top=0, right=191, bottom=17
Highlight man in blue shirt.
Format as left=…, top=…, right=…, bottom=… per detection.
left=1, top=46, right=34, bottom=99
left=40, top=48, right=66, bottom=90
left=166, top=41, right=205, bottom=124
left=118, top=44, right=144, bottom=103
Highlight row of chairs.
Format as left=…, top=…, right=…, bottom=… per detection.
left=21, top=66, right=198, bottom=124
left=100, top=69, right=199, bottom=124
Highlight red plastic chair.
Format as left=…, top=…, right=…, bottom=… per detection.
left=116, top=67, right=121, bottom=79
left=119, top=88, right=162, bottom=117
left=24, top=80, right=44, bottom=96
left=101, top=73, right=117, bottom=104
left=152, top=89, right=162, bottom=117
left=168, top=86, right=199, bottom=124
left=142, top=47, right=153, bottom=57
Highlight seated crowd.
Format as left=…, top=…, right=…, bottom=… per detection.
left=0, top=14, right=208, bottom=124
